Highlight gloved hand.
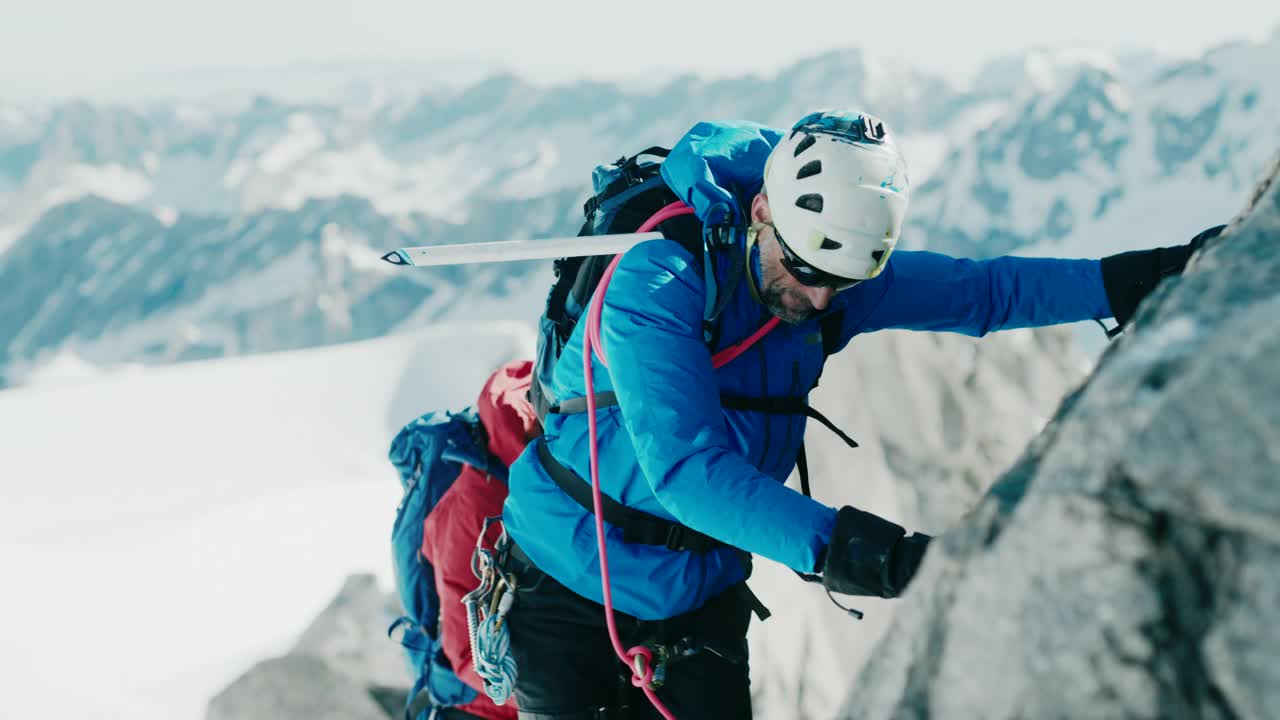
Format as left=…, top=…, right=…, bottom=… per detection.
left=820, top=505, right=933, bottom=598
left=1100, top=224, right=1226, bottom=328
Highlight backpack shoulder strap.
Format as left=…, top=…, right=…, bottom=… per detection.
left=638, top=209, right=727, bottom=345
left=819, top=310, right=846, bottom=357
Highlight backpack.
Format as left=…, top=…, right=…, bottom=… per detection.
left=387, top=407, right=507, bottom=718
left=526, top=146, right=858, bottom=551
left=530, top=147, right=711, bottom=421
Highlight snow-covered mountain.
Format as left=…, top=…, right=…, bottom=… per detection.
left=0, top=48, right=966, bottom=245
left=909, top=32, right=1280, bottom=260
left=0, top=190, right=577, bottom=386
left=3, top=32, right=1279, bottom=388
left=0, top=48, right=978, bottom=387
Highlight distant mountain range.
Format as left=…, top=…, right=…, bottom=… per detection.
left=2, top=29, right=1278, bottom=386
left=908, top=38, right=1280, bottom=259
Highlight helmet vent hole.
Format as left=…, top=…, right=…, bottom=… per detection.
left=820, top=237, right=842, bottom=250
left=795, top=193, right=824, bottom=213
left=871, top=250, right=885, bottom=262
left=796, top=160, right=822, bottom=180
left=793, top=134, right=817, bottom=157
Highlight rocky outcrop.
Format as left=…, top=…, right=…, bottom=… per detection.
left=292, top=574, right=408, bottom=691
left=841, top=157, right=1280, bottom=719
left=206, top=654, right=389, bottom=720
left=206, top=574, right=409, bottom=720
left=751, top=325, right=1088, bottom=720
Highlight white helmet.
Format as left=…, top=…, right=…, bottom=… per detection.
left=763, top=109, right=910, bottom=280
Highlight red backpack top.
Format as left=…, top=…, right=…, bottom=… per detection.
left=420, top=360, right=539, bottom=720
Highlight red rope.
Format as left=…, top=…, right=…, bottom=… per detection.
left=581, top=202, right=777, bottom=719
left=712, top=316, right=780, bottom=368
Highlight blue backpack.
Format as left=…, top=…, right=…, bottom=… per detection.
left=387, top=408, right=507, bottom=719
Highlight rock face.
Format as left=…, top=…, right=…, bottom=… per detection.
left=292, top=574, right=409, bottom=691
left=841, top=157, right=1280, bottom=719
left=750, top=325, right=1088, bottom=720
left=206, top=574, right=410, bottom=720
left=206, top=654, right=389, bottom=720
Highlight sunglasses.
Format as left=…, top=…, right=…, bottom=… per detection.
left=771, top=224, right=863, bottom=292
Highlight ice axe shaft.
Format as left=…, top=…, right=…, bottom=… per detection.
left=381, top=232, right=665, bottom=267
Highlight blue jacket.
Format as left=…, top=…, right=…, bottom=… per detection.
left=503, top=120, right=1113, bottom=620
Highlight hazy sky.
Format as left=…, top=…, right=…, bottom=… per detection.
left=3, top=0, right=1278, bottom=100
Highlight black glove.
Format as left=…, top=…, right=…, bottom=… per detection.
left=1100, top=225, right=1226, bottom=328
left=820, top=505, right=933, bottom=598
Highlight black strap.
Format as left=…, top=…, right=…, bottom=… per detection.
left=583, top=147, right=672, bottom=219
left=719, top=395, right=858, bottom=449
left=796, top=443, right=812, bottom=498
left=738, top=582, right=772, bottom=622
left=798, top=405, right=858, bottom=449
left=819, top=310, right=846, bottom=356
left=1095, top=317, right=1125, bottom=340
left=556, top=392, right=856, bottom=448
left=552, top=392, right=855, bottom=501
left=627, top=146, right=670, bottom=162
left=551, top=391, right=617, bottom=414
left=537, top=441, right=727, bottom=553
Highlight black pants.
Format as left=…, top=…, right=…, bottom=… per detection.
left=505, top=545, right=755, bottom=720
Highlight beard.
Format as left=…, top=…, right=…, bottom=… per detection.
left=759, top=267, right=820, bottom=325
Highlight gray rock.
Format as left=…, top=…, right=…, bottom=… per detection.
left=841, top=154, right=1280, bottom=719
left=292, top=573, right=410, bottom=691
left=206, top=575, right=411, bottom=720
left=206, top=654, right=389, bottom=720
left=749, top=325, right=1088, bottom=720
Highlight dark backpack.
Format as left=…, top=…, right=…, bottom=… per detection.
left=530, top=147, right=710, bottom=421
left=387, top=408, right=506, bottom=718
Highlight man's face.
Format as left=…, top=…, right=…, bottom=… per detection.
left=757, top=223, right=837, bottom=324
left=752, top=195, right=838, bottom=325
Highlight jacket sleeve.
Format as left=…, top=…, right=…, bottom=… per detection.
left=599, top=242, right=837, bottom=573
left=837, top=250, right=1113, bottom=340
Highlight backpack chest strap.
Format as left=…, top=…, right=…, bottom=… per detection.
left=548, top=391, right=857, bottom=503
left=551, top=392, right=856, bottom=448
